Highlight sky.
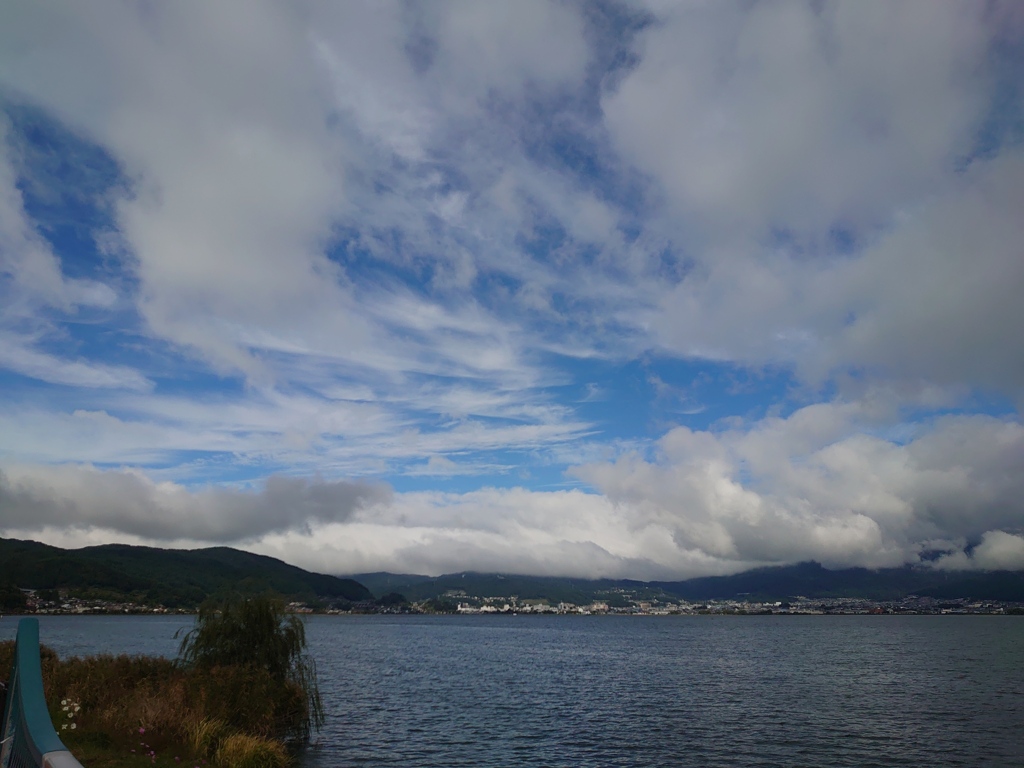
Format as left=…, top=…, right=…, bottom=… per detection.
left=1, top=0, right=1023, bottom=580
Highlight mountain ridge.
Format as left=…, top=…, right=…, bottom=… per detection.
left=3, top=536, right=1022, bottom=608
left=0, top=537, right=372, bottom=607
left=348, top=562, right=1024, bottom=603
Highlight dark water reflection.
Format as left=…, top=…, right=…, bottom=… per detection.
left=4, top=614, right=1022, bottom=767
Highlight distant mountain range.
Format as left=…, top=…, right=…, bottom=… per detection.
left=649, top=561, right=1024, bottom=602
left=0, top=537, right=371, bottom=607
left=353, top=562, right=1024, bottom=604
left=3, top=536, right=1021, bottom=610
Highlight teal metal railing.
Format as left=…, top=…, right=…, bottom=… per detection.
left=1, top=619, right=83, bottom=768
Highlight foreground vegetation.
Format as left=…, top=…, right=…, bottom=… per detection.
left=1, top=596, right=322, bottom=767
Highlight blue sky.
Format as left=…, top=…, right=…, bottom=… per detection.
left=1, top=1, right=1023, bottom=579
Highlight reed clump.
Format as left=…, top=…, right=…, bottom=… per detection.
left=215, top=733, right=289, bottom=768
left=0, top=596, right=322, bottom=767
left=185, top=716, right=230, bottom=757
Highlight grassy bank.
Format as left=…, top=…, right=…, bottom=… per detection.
left=1, top=643, right=300, bottom=767
left=1, top=597, right=322, bottom=768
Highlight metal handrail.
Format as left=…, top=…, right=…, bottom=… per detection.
left=1, top=619, right=83, bottom=768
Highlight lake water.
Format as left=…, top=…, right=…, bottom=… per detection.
left=3, top=614, right=1023, bottom=767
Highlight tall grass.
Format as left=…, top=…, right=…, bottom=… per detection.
left=215, top=733, right=288, bottom=768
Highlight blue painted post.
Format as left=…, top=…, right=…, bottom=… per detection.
left=0, top=619, right=83, bottom=768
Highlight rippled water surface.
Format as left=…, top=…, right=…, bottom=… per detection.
left=4, top=614, right=1023, bottom=767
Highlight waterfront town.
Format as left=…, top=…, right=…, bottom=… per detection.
left=420, top=591, right=1024, bottom=616
left=9, top=587, right=1023, bottom=617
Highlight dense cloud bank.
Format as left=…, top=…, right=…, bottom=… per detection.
left=574, top=410, right=1024, bottom=573
left=0, top=467, right=388, bottom=542
left=5, top=405, right=1022, bottom=577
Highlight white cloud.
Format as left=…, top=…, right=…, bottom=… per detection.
left=572, top=406, right=1024, bottom=571
left=427, top=0, right=589, bottom=101
left=605, top=0, right=990, bottom=243
left=0, top=117, right=73, bottom=312
left=3, top=2, right=1020, bottom=402
left=970, top=531, right=1024, bottom=570
left=0, top=1, right=605, bottom=456
left=823, top=151, right=1024, bottom=394
left=1, top=117, right=136, bottom=391
left=0, top=2, right=1022, bottom=579
left=404, top=456, right=513, bottom=478
left=2, top=2, right=367, bottom=379
left=4, top=403, right=1020, bottom=578
left=933, top=531, right=1024, bottom=571
left=0, top=387, right=591, bottom=477
left=605, top=1, right=1024, bottom=399
left=0, top=333, right=151, bottom=391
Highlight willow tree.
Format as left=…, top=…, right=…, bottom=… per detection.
left=177, top=595, right=324, bottom=741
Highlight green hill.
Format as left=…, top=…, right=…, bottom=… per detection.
left=0, top=537, right=371, bottom=607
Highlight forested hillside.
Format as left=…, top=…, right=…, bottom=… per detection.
left=0, top=537, right=371, bottom=607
